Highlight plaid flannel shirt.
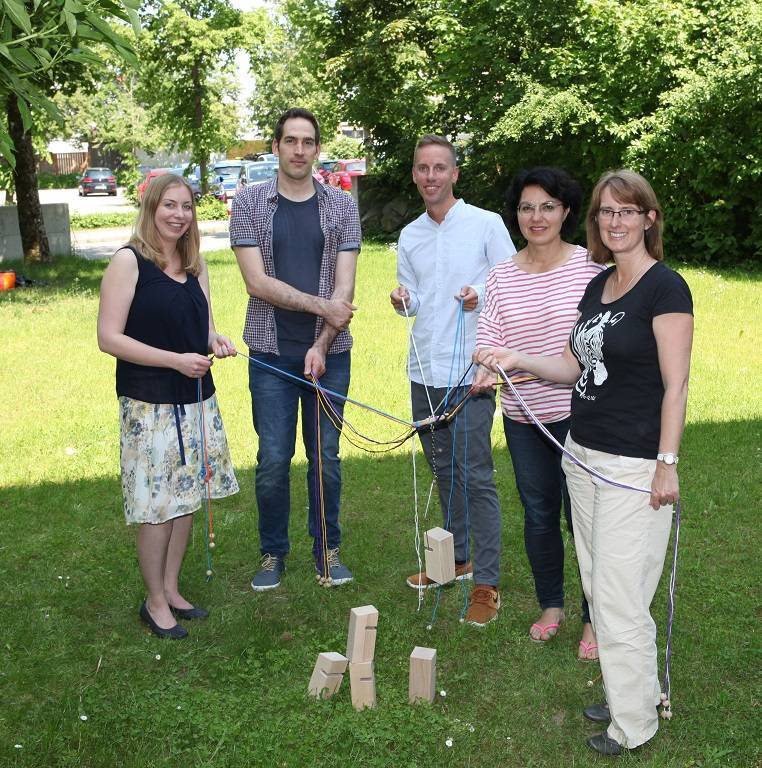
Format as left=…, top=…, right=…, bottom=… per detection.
left=230, top=177, right=361, bottom=355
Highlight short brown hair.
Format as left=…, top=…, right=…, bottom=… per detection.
left=131, top=173, right=201, bottom=275
left=413, top=134, right=457, bottom=165
left=274, top=107, right=320, bottom=145
left=586, top=169, right=664, bottom=264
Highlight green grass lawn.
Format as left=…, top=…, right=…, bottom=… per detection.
left=0, top=246, right=760, bottom=768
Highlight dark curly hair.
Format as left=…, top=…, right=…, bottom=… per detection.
left=504, top=166, right=582, bottom=240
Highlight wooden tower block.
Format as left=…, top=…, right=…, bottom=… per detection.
left=346, top=605, right=378, bottom=663
left=424, top=527, right=455, bottom=585
left=308, top=651, right=349, bottom=700
left=349, top=660, right=377, bottom=710
left=409, top=646, right=437, bottom=704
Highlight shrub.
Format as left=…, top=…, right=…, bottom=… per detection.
left=70, top=212, right=136, bottom=229
left=37, top=172, right=80, bottom=189
left=195, top=195, right=227, bottom=221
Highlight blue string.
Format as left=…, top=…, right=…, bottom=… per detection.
left=238, top=351, right=417, bottom=429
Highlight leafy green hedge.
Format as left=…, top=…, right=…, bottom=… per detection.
left=70, top=195, right=227, bottom=229
left=195, top=195, right=227, bottom=220
left=70, top=212, right=135, bottom=229
left=37, top=172, right=80, bottom=189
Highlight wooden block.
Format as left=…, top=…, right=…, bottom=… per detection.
left=346, top=605, right=378, bottom=663
left=308, top=652, right=348, bottom=700
left=409, top=646, right=437, bottom=704
left=424, top=527, right=455, bottom=585
left=349, top=660, right=376, bottom=710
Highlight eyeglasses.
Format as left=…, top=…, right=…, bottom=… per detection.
left=517, top=202, right=565, bottom=216
left=597, top=207, right=645, bottom=221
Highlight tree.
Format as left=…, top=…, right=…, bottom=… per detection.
left=54, top=41, right=162, bottom=166
left=0, top=0, right=138, bottom=261
left=298, top=0, right=761, bottom=262
left=244, top=2, right=341, bottom=140
left=138, top=0, right=244, bottom=193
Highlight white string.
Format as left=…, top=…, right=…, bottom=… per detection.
left=403, top=295, right=428, bottom=611
left=411, top=431, right=424, bottom=612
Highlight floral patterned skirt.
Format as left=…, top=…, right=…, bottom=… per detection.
left=119, top=394, right=239, bottom=525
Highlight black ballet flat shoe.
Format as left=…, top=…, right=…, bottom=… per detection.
left=583, top=702, right=611, bottom=723
left=140, top=601, right=188, bottom=639
left=170, top=604, right=209, bottom=621
left=587, top=732, right=623, bottom=756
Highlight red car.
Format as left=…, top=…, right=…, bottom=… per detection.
left=137, top=168, right=170, bottom=203
left=327, top=159, right=366, bottom=191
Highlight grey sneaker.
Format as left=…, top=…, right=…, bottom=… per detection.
left=251, top=554, right=284, bottom=592
left=315, top=548, right=353, bottom=587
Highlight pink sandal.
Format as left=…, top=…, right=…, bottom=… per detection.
left=578, top=640, right=599, bottom=662
left=529, top=621, right=561, bottom=643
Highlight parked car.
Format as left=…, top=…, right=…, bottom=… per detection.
left=78, top=167, right=117, bottom=196
left=327, top=159, right=366, bottom=191
left=237, top=161, right=278, bottom=189
left=255, top=153, right=277, bottom=162
left=210, top=161, right=247, bottom=202
left=169, top=165, right=202, bottom=200
left=136, top=168, right=170, bottom=203
left=316, top=159, right=337, bottom=183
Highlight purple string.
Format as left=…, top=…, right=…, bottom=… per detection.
left=496, top=365, right=681, bottom=708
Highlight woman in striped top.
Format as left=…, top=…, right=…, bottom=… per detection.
left=473, top=167, right=605, bottom=658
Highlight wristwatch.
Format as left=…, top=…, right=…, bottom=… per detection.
left=657, top=452, right=679, bottom=465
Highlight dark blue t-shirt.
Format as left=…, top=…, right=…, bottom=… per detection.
left=272, top=193, right=324, bottom=356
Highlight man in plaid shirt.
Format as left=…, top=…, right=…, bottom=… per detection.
left=230, top=107, right=361, bottom=591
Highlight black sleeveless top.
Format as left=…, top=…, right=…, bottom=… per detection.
left=115, top=245, right=215, bottom=404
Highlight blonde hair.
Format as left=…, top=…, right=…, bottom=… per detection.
left=131, top=173, right=202, bottom=275
left=586, top=169, right=664, bottom=264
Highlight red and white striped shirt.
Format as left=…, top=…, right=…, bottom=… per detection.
left=476, top=245, right=605, bottom=423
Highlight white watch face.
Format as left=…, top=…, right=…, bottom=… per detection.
left=660, top=453, right=677, bottom=465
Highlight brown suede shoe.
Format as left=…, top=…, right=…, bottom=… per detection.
left=465, top=585, right=500, bottom=626
left=406, top=561, right=473, bottom=590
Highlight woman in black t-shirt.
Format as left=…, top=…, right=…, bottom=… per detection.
left=98, top=174, right=239, bottom=640
left=474, top=170, right=693, bottom=755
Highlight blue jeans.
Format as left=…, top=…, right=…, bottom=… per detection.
left=503, top=416, right=590, bottom=623
left=248, top=351, right=350, bottom=558
left=412, top=383, right=501, bottom=586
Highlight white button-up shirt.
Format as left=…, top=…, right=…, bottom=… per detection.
left=396, top=199, right=516, bottom=387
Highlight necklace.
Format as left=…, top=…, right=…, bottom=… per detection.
left=605, top=256, right=652, bottom=302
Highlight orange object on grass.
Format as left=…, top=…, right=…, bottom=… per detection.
left=0, top=271, right=16, bottom=291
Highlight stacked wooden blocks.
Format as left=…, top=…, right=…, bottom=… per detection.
left=346, top=605, right=378, bottom=710
left=308, top=605, right=438, bottom=710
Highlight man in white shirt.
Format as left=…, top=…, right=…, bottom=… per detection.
left=390, top=134, right=516, bottom=626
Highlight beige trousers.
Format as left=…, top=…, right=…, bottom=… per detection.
left=562, top=435, right=673, bottom=749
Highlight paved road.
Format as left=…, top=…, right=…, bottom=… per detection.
left=38, top=187, right=135, bottom=214
left=72, top=220, right=231, bottom=259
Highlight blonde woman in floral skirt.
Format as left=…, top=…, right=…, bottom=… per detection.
left=98, top=173, right=239, bottom=639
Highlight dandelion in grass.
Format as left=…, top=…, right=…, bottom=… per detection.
left=79, top=715, right=88, bottom=721
left=445, top=738, right=453, bottom=748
